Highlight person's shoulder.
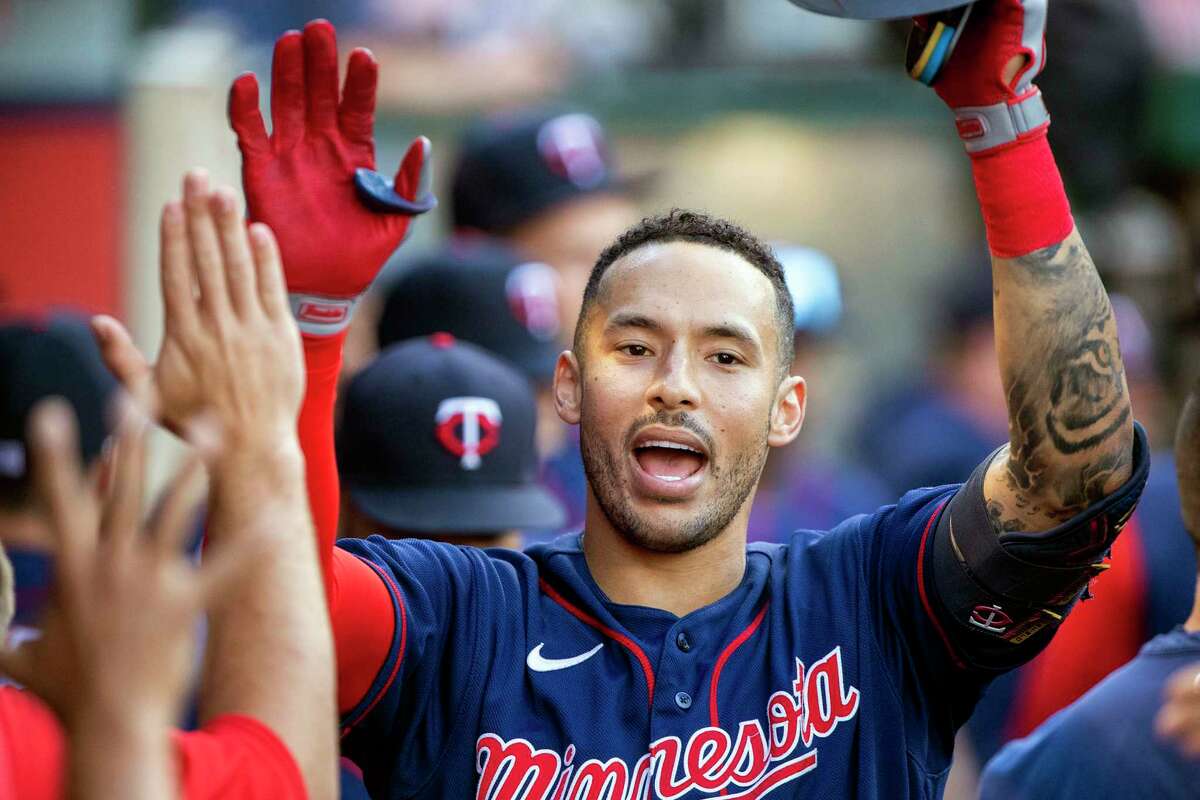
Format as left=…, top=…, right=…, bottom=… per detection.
left=336, top=534, right=539, bottom=587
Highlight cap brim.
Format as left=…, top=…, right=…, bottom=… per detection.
left=348, top=482, right=567, bottom=534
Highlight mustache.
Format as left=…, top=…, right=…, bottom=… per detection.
left=622, top=411, right=715, bottom=456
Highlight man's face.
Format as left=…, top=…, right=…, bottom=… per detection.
left=561, top=241, right=804, bottom=553
left=509, top=194, right=640, bottom=345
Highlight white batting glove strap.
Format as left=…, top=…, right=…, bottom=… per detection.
left=953, top=89, right=1049, bottom=155
left=289, top=292, right=360, bottom=337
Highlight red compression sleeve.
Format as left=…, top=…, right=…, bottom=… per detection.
left=331, top=548, right=397, bottom=714
left=969, top=131, right=1074, bottom=259
left=298, top=331, right=346, bottom=601
left=297, top=332, right=396, bottom=716
left=174, top=714, right=305, bottom=800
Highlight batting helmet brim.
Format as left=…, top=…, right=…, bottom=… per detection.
left=785, top=0, right=970, bottom=20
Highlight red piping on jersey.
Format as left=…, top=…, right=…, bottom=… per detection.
left=916, top=500, right=965, bottom=670
left=538, top=577, right=656, bottom=705
left=709, top=602, right=769, bottom=730
left=342, top=558, right=407, bottom=734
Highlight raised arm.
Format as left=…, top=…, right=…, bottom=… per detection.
left=227, top=19, right=436, bottom=714
left=928, top=0, right=1133, bottom=534
left=226, top=19, right=434, bottom=590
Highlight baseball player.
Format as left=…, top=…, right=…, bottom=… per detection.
left=977, top=368, right=1200, bottom=799
left=99, top=3, right=1148, bottom=797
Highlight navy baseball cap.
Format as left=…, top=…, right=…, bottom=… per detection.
left=451, top=109, right=621, bottom=234
left=337, top=334, right=565, bottom=534
left=377, top=241, right=563, bottom=382
left=0, top=315, right=117, bottom=499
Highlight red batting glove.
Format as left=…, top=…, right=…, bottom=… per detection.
left=929, top=0, right=1049, bottom=156
left=227, top=19, right=434, bottom=337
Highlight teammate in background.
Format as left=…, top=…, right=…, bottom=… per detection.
left=8, top=175, right=338, bottom=799
left=336, top=334, right=565, bottom=548
left=978, top=363, right=1200, bottom=798
left=376, top=241, right=579, bottom=533
left=449, top=108, right=640, bottom=343
left=102, top=6, right=1147, bottom=796
left=0, top=316, right=117, bottom=651
left=449, top=109, right=642, bottom=530
left=747, top=245, right=890, bottom=538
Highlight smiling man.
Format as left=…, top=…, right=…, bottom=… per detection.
left=101, top=3, right=1149, bottom=798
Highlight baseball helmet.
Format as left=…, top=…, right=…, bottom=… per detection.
left=786, top=0, right=974, bottom=85
left=784, top=0, right=967, bottom=19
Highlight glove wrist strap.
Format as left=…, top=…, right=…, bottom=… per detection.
left=289, top=292, right=360, bottom=337
left=954, top=89, right=1050, bottom=155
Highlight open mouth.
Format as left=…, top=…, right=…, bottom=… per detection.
left=633, top=440, right=707, bottom=482
left=628, top=427, right=711, bottom=498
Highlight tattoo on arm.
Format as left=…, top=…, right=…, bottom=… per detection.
left=987, top=232, right=1134, bottom=533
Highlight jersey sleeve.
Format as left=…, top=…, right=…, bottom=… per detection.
left=174, top=714, right=306, bottom=800
left=333, top=535, right=519, bottom=798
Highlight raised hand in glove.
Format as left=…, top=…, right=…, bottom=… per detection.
left=227, top=19, right=435, bottom=337
left=927, top=0, right=1048, bottom=156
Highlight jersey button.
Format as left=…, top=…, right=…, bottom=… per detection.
left=674, top=691, right=692, bottom=710
left=675, top=632, right=691, bottom=652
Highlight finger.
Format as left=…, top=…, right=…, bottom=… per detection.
left=99, top=396, right=149, bottom=559
left=393, top=136, right=432, bottom=203
left=90, top=316, right=155, bottom=396
left=158, top=201, right=200, bottom=334
left=228, top=73, right=270, bottom=159
left=338, top=48, right=377, bottom=147
left=27, top=400, right=96, bottom=593
left=208, top=187, right=259, bottom=318
left=248, top=223, right=289, bottom=319
left=183, top=170, right=232, bottom=320
left=302, top=19, right=340, bottom=132
left=149, top=454, right=207, bottom=561
left=269, top=30, right=305, bottom=150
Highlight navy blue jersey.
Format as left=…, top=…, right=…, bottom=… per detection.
left=979, top=627, right=1200, bottom=800
left=337, top=485, right=990, bottom=799
left=334, top=443, right=1146, bottom=800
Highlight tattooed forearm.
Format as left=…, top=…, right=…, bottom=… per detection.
left=985, top=230, right=1134, bottom=533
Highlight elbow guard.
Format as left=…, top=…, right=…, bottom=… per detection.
left=928, top=422, right=1149, bottom=669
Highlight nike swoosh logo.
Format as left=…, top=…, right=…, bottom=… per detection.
left=526, top=642, right=604, bottom=673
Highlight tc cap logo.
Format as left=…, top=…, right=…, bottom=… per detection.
left=536, top=113, right=608, bottom=189
left=435, top=396, right=502, bottom=470
left=505, top=262, right=561, bottom=341
left=968, top=604, right=1013, bottom=634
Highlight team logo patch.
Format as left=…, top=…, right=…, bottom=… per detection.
left=476, top=646, right=860, bottom=799
left=505, top=262, right=561, bottom=341
left=536, top=113, right=609, bottom=189
left=968, top=604, right=1013, bottom=634
left=435, top=396, right=502, bottom=470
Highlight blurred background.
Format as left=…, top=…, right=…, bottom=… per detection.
left=2, top=0, right=1200, bottom=795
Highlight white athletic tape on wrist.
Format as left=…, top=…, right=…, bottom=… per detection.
left=953, top=89, right=1049, bottom=154
left=289, top=293, right=359, bottom=336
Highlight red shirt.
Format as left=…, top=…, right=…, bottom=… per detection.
left=0, top=687, right=305, bottom=800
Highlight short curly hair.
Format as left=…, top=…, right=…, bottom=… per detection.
left=573, top=209, right=795, bottom=375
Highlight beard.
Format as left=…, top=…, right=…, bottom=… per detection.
left=580, top=408, right=768, bottom=554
